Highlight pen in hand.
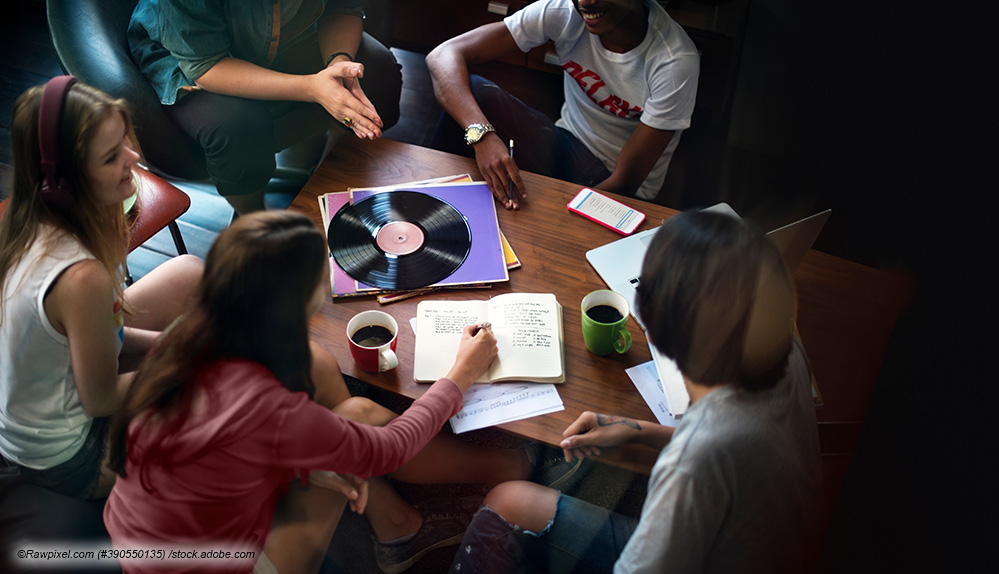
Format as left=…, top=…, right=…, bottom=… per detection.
left=472, top=322, right=492, bottom=336
left=507, top=140, right=514, bottom=204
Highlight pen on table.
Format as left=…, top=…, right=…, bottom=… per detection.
left=473, top=322, right=492, bottom=335
left=507, top=139, right=514, bottom=203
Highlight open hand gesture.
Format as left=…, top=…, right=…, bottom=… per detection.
left=313, top=62, right=383, bottom=140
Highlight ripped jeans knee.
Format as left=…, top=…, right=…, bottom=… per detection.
left=449, top=504, right=545, bottom=574
left=449, top=494, right=637, bottom=574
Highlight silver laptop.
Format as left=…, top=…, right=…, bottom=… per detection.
left=586, top=204, right=831, bottom=415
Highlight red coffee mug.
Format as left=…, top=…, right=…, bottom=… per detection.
left=347, top=311, right=399, bottom=373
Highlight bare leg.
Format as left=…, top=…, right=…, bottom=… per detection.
left=117, top=254, right=203, bottom=372
left=312, top=344, right=531, bottom=543
left=265, top=481, right=348, bottom=574
left=122, top=254, right=203, bottom=331
left=330, top=397, right=422, bottom=542
left=332, top=393, right=530, bottom=543
left=331, top=394, right=530, bottom=487
left=481, top=481, right=559, bottom=534
left=311, top=344, right=531, bottom=486
left=260, top=357, right=410, bottom=570
left=309, top=340, right=352, bottom=409
left=390, top=431, right=529, bottom=487
left=363, top=477, right=424, bottom=542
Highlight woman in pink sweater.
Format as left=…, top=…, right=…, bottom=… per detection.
left=103, top=211, right=509, bottom=573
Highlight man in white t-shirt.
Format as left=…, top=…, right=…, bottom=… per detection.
left=427, top=0, right=699, bottom=208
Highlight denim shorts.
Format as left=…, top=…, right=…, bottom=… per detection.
left=0, top=417, right=109, bottom=499
left=449, top=492, right=639, bottom=574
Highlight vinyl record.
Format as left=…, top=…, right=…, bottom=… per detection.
left=328, top=191, right=471, bottom=290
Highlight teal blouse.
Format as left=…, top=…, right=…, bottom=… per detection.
left=128, top=0, right=364, bottom=105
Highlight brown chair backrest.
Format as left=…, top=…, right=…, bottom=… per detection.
left=128, top=168, right=191, bottom=252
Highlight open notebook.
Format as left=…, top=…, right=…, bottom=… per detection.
left=413, top=293, right=565, bottom=384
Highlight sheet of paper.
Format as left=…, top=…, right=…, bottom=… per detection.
left=449, top=383, right=565, bottom=434
left=649, top=344, right=689, bottom=416
left=625, top=361, right=679, bottom=428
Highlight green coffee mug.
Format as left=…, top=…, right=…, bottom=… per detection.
left=581, top=290, right=632, bottom=356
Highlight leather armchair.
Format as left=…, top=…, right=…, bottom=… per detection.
left=46, top=0, right=208, bottom=181
left=45, top=0, right=332, bottom=186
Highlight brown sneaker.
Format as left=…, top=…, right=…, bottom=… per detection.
left=372, top=496, right=482, bottom=574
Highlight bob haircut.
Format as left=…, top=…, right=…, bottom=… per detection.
left=635, top=210, right=795, bottom=390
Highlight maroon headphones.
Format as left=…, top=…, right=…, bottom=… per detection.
left=37, top=75, right=79, bottom=210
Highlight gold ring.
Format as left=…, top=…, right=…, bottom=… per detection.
left=343, top=116, right=353, bottom=126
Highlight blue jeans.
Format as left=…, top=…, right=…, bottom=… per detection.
left=0, top=417, right=108, bottom=499
left=430, top=75, right=612, bottom=190
left=449, top=493, right=638, bottom=574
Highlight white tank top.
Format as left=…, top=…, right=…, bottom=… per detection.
left=0, top=225, right=124, bottom=469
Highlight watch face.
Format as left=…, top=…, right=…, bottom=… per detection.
left=465, top=123, right=492, bottom=144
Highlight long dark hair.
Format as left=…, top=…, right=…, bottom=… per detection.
left=636, top=210, right=795, bottom=389
left=108, top=211, right=329, bottom=480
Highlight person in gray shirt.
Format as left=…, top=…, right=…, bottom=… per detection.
left=449, top=209, right=824, bottom=573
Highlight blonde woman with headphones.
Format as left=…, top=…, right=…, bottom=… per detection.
left=0, top=77, right=202, bottom=500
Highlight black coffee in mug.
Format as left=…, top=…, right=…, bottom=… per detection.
left=351, top=325, right=394, bottom=347
left=586, top=304, right=624, bottom=324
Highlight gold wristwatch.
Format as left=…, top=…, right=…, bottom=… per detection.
left=464, top=123, right=495, bottom=145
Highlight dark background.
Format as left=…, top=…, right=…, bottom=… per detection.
left=3, top=0, right=993, bottom=570
left=737, top=2, right=992, bottom=571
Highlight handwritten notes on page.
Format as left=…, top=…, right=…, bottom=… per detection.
left=413, top=293, right=565, bottom=384
left=409, top=310, right=565, bottom=433
left=449, top=383, right=564, bottom=434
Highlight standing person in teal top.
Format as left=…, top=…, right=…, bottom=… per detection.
left=128, top=0, right=402, bottom=215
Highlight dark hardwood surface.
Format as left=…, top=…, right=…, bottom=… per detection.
left=290, top=138, right=912, bottom=525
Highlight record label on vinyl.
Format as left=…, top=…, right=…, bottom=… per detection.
left=328, top=191, right=471, bottom=290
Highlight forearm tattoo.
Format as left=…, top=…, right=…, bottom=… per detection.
left=596, top=413, right=641, bottom=430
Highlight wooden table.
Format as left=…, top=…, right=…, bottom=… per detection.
left=290, top=139, right=912, bottom=514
